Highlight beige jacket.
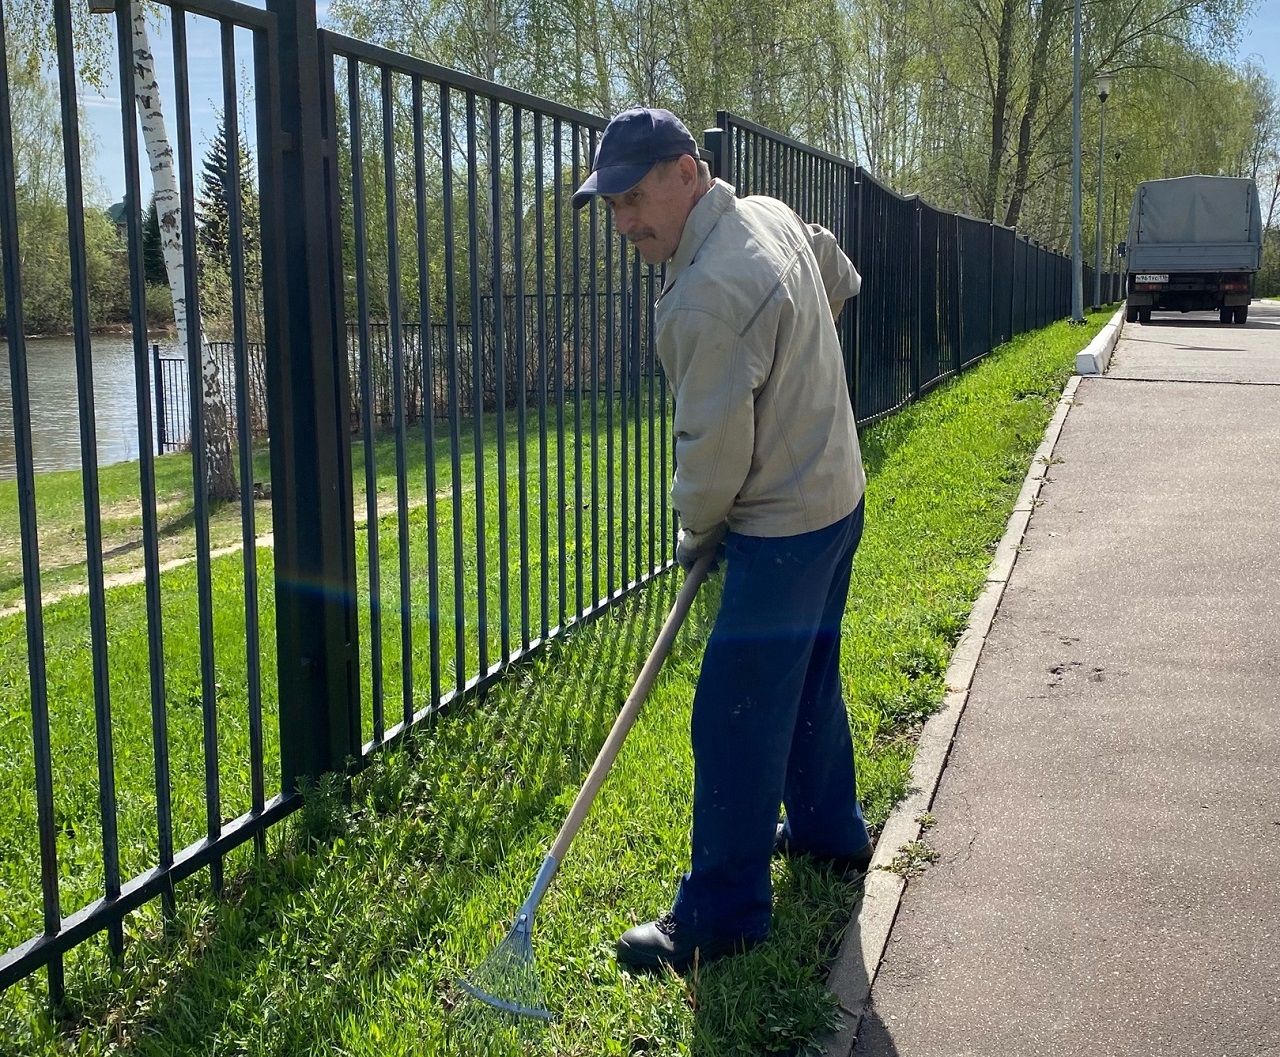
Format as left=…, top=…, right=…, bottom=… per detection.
left=656, top=180, right=866, bottom=547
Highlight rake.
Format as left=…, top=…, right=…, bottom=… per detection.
left=459, top=554, right=715, bottom=1021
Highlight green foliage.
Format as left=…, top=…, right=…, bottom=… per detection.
left=323, top=0, right=1274, bottom=254
left=0, top=46, right=129, bottom=335
left=196, top=116, right=264, bottom=340
left=144, top=280, right=172, bottom=328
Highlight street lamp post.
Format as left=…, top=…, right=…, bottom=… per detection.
left=1109, top=147, right=1121, bottom=302
left=1093, top=72, right=1113, bottom=309
left=1071, top=0, right=1084, bottom=322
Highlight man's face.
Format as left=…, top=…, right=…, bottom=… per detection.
left=604, top=156, right=700, bottom=265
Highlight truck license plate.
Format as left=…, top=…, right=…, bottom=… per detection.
left=1135, top=274, right=1168, bottom=283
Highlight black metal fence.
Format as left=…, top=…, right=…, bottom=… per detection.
left=706, top=114, right=1099, bottom=426
left=1, top=0, right=1089, bottom=1008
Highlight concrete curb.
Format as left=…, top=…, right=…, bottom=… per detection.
left=819, top=374, right=1084, bottom=1057
left=1074, top=305, right=1126, bottom=375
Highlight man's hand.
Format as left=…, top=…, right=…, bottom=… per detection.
left=676, top=523, right=727, bottom=573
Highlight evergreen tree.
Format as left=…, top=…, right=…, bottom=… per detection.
left=196, top=116, right=261, bottom=336
left=142, top=200, right=167, bottom=286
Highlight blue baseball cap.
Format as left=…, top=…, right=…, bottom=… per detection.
left=572, top=107, right=699, bottom=209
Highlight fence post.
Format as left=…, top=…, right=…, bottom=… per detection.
left=704, top=123, right=728, bottom=184
left=151, top=342, right=166, bottom=452
left=849, top=169, right=863, bottom=417
left=910, top=200, right=921, bottom=401
left=987, top=221, right=996, bottom=355
left=260, top=0, right=360, bottom=792
left=1006, top=230, right=1015, bottom=343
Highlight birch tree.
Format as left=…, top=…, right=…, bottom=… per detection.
left=129, top=2, right=236, bottom=502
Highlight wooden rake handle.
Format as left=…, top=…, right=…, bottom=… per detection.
left=547, top=554, right=714, bottom=864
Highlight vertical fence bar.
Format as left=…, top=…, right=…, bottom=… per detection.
left=630, top=249, right=642, bottom=583
left=659, top=263, right=669, bottom=560
left=488, top=96, right=510, bottom=662
left=412, top=76, right=442, bottom=709
left=348, top=60, right=384, bottom=742
left=114, top=0, right=162, bottom=929
left=849, top=171, right=862, bottom=416
left=382, top=67, right=413, bottom=728
left=647, top=262, right=656, bottom=573
left=152, top=343, right=167, bottom=451
left=619, top=209, right=629, bottom=587
left=512, top=107, right=531, bottom=650
left=121, top=0, right=175, bottom=910
left=588, top=129, right=601, bottom=606
left=2, top=0, right=64, bottom=1000
left=171, top=12, right=224, bottom=895
left=534, top=111, right=550, bottom=641
left=218, top=21, right=265, bottom=842
left=571, top=124, right=584, bottom=619
left=465, top=92, right=489, bottom=674
left=440, top=85, right=467, bottom=690
left=552, top=119, right=567, bottom=626
left=911, top=201, right=922, bottom=399
left=604, top=204, right=615, bottom=596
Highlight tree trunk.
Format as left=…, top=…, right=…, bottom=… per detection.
left=984, top=0, right=1018, bottom=221
left=130, top=2, right=237, bottom=503
left=1003, top=0, right=1060, bottom=230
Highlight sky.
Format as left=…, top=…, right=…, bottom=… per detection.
left=79, top=0, right=1280, bottom=209
left=1236, top=0, right=1280, bottom=80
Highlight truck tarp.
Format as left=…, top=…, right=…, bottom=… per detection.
left=1126, top=175, right=1262, bottom=273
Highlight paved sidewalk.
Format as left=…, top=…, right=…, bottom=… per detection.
left=851, top=304, right=1280, bottom=1056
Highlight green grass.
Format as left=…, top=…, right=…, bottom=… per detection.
left=0, top=390, right=672, bottom=960
left=0, top=311, right=1110, bottom=1055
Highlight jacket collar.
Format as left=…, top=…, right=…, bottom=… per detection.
left=661, top=179, right=736, bottom=296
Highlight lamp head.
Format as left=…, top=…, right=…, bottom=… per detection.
left=1096, top=72, right=1114, bottom=102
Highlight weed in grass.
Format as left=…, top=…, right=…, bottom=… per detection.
left=883, top=840, right=941, bottom=878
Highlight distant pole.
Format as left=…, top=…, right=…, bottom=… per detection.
left=1071, top=0, right=1083, bottom=322
left=1110, top=147, right=1121, bottom=301
left=1093, top=73, right=1112, bottom=309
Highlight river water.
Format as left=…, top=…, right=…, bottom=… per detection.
left=0, top=336, right=178, bottom=481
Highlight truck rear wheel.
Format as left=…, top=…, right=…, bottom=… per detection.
left=1233, top=305, right=1248, bottom=324
left=1220, top=307, right=1233, bottom=323
left=1126, top=304, right=1139, bottom=323
left=1138, top=308, right=1152, bottom=324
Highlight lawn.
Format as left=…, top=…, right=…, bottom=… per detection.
left=1, top=311, right=1110, bottom=1055
left=0, top=389, right=673, bottom=962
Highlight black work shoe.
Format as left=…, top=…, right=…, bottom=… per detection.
left=616, top=912, right=762, bottom=972
left=775, top=822, right=874, bottom=875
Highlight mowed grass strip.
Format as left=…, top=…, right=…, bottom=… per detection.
left=0, top=393, right=672, bottom=953
left=2, top=312, right=1108, bottom=1056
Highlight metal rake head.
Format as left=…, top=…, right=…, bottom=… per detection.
left=458, top=912, right=552, bottom=1022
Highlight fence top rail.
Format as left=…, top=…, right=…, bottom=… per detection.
left=158, top=0, right=274, bottom=31
left=855, top=166, right=923, bottom=206
left=320, top=30, right=608, bottom=131
left=715, top=111, right=855, bottom=171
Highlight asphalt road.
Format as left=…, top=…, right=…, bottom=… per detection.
left=853, top=300, right=1280, bottom=1056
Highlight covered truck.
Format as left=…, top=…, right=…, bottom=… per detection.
left=1122, top=174, right=1262, bottom=324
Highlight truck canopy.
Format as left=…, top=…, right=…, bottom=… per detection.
left=1126, top=175, right=1262, bottom=273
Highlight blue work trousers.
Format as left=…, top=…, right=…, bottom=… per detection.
left=670, top=499, right=869, bottom=938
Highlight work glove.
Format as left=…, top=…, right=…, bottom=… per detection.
left=675, top=522, right=727, bottom=574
